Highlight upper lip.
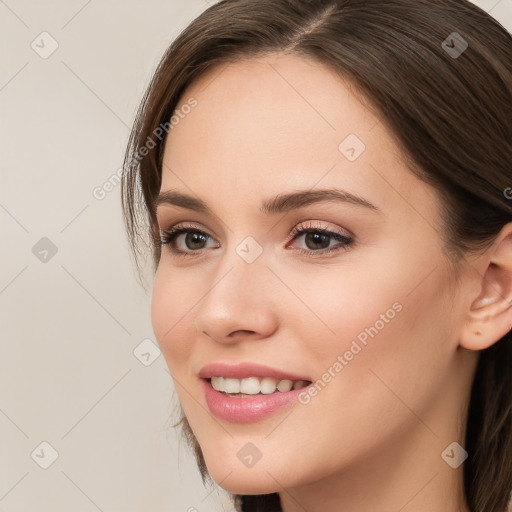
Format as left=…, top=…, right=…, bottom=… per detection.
left=199, top=362, right=311, bottom=382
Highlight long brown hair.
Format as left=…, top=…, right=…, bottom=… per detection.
left=121, top=1, right=512, bottom=510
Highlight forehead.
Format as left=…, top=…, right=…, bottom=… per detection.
left=159, top=54, right=439, bottom=223
left=165, top=54, right=379, bottom=165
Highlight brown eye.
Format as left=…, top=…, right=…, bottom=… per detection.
left=160, top=226, right=219, bottom=256
left=288, top=222, right=354, bottom=257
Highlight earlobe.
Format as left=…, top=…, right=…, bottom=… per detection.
left=459, top=223, right=512, bottom=351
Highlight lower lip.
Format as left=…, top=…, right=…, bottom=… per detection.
left=202, top=379, right=308, bottom=423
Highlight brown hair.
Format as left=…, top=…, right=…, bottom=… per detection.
left=121, top=1, right=512, bottom=510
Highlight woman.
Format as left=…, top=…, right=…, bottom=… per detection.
left=121, top=1, right=512, bottom=511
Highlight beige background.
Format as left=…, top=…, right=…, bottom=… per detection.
left=1, top=1, right=511, bottom=511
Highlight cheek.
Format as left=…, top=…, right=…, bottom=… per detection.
left=150, top=265, right=197, bottom=376
left=304, top=262, right=455, bottom=432
left=285, top=245, right=456, bottom=411
left=272, top=258, right=418, bottom=366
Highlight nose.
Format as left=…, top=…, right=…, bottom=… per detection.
left=193, top=247, right=279, bottom=345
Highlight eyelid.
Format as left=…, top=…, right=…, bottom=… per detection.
left=158, top=219, right=351, bottom=239
left=287, top=220, right=353, bottom=242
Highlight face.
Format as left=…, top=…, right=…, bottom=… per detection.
left=151, top=54, right=471, bottom=495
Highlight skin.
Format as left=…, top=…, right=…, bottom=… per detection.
left=151, top=53, right=512, bottom=512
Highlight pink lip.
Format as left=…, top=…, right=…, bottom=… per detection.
left=199, top=362, right=310, bottom=381
left=199, top=362, right=312, bottom=423
left=201, top=379, right=309, bottom=423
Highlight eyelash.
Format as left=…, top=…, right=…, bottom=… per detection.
left=159, top=221, right=354, bottom=259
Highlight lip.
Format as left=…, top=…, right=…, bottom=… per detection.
left=201, top=379, right=310, bottom=423
left=199, top=362, right=312, bottom=423
left=199, top=362, right=311, bottom=382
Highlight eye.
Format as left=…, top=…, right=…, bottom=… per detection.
left=159, top=221, right=354, bottom=258
left=286, top=221, right=354, bottom=257
left=159, top=223, right=219, bottom=257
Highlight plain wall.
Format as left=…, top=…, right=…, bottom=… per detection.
left=1, top=1, right=511, bottom=511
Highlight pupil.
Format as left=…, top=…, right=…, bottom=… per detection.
left=187, top=232, right=206, bottom=249
left=306, top=232, right=329, bottom=250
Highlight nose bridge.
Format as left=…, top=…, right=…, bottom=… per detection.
left=202, top=235, right=267, bottom=310
left=210, top=232, right=268, bottom=298
left=193, top=236, right=277, bottom=341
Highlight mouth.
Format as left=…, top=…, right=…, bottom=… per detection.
left=199, top=362, right=314, bottom=422
left=200, top=373, right=313, bottom=423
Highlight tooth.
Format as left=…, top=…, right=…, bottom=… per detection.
left=240, top=377, right=261, bottom=394
left=277, top=379, right=293, bottom=392
left=210, top=376, right=307, bottom=394
left=260, top=377, right=278, bottom=394
left=223, top=378, right=241, bottom=393
left=211, top=376, right=224, bottom=391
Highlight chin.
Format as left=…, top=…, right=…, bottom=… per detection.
left=205, top=462, right=285, bottom=495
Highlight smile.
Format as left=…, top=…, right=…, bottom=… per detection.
left=198, top=362, right=313, bottom=423
left=210, top=376, right=311, bottom=395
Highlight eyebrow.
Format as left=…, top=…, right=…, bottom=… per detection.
left=154, top=188, right=381, bottom=215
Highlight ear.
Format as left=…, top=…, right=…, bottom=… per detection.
left=459, top=222, right=512, bottom=351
